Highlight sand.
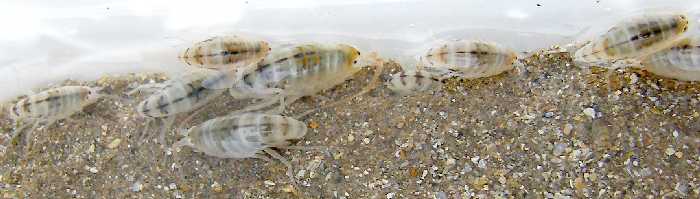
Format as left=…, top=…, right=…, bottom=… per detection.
left=0, top=47, right=699, bottom=198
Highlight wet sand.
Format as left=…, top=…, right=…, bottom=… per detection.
left=0, top=48, right=699, bottom=198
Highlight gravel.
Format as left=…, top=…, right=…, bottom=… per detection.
left=0, top=47, right=698, bottom=198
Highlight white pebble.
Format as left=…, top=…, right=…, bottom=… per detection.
left=131, top=181, right=143, bottom=192
left=583, top=108, right=596, bottom=119
left=85, top=166, right=98, bottom=174
left=629, top=74, right=638, bottom=84
left=477, top=159, right=487, bottom=169
left=553, top=143, right=567, bottom=156
left=363, top=138, right=371, bottom=144
left=665, top=148, right=676, bottom=156
left=263, top=180, right=276, bottom=186
left=445, top=158, right=456, bottom=167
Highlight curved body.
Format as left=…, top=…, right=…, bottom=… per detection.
left=10, top=86, right=101, bottom=122
left=421, top=40, right=517, bottom=79
left=178, top=36, right=270, bottom=70
left=229, top=43, right=362, bottom=99
left=641, top=36, right=700, bottom=81
left=176, top=113, right=307, bottom=158
left=386, top=70, right=441, bottom=95
left=136, top=69, right=226, bottom=118
left=574, top=13, right=688, bottom=64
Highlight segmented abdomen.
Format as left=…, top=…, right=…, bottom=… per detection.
left=422, top=40, right=517, bottom=79
left=641, top=36, right=700, bottom=81
left=235, top=43, right=361, bottom=97
left=178, top=36, right=270, bottom=70
left=187, top=113, right=307, bottom=158
left=10, top=86, right=98, bottom=120
left=387, top=70, right=441, bottom=95
left=137, top=70, right=225, bottom=118
left=574, top=13, right=688, bottom=64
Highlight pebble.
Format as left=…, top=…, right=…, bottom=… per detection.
left=263, top=180, right=276, bottom=186
left=544, top=112, right=555, bottom=118
left=88, top=144, right=95, bottom=153
left=434, top=192, right=447, bottom=199
left=477, top=159, right=487, bottom=169
left=282, top=185, right=296, bottom=193
left=461, top=164, right=473, bottom=173
left=386, top=192, right=396, bottom=199
left=675, top=181, right=688, bottom=196
left=629, top=74, right=639, bottom=84
left=107, top=138, right=121, bottom=149
left=665, top=148, right=676, bottom=156
left=396, top=122, right=404, bottom=129
left=563, top=124, right=573, bottom=135
left=553, top=143, right=567, bottom=156
left=131, top=181, right=143, bottom=192
left=85, top=166, right=98, bottom=174
left=674, top=152, right=683, bottom=159
left=583, top=108, right=596, bottom=119
left=445, top=158, right=456, bottom=167
left=211, top=182, right=223, bottom=193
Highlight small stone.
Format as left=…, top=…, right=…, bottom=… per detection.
left=675, top=181, right=688, bottom=196
left=88, top=144, right=95, bottom=153
left=211, top=182, right=223, bottom=193
left=308, top=121, right=320, bottom=129
left=445, top=158, right=456, bottom=167
left=386, top=192, right=396, bottom=199
left=563, top=124, right=573, bottom=135
left=169, top=183, right=177, bottom=190
left=583, top=108, right=596, bottom=119
left=462, top=164, right=473, bottom=173
left=553, top=143, right=567, bottom=156
left=282, top=184, right=296, bottom=193
left=434, top=192, right=447, bottom=199
left=296, top=169, right=306, bottom=178
left=574, top=177, right=585, bottom=190
left=362, top=138, right=371, bottom=144
left=629, top=73, right=638, bottom=84
left=85, top=166, right=98, bottom=174
left=665, top=148, right=676, bottom=156
left=470, top=156, right=480, bottom=164
left=674, top=152, right=683, bottom=159
left=409, top=167, right=419, bottom=177
left=131, top=181, right=143, bottom=192
left=477, top=159, right=487, bottom=169
left=544, top=112, right=555, bottom=118
left=107, top=138, right=122, bottom=149
left=498, top=176, right=506, bottom=184
left=348, top=134, right=355, bottom=142
left=472, top=176, right=489, bottom=188
left=263, top=180, right=276, bottom=186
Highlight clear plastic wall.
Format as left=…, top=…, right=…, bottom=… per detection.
left=1, top=0, right=699, bottom=100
